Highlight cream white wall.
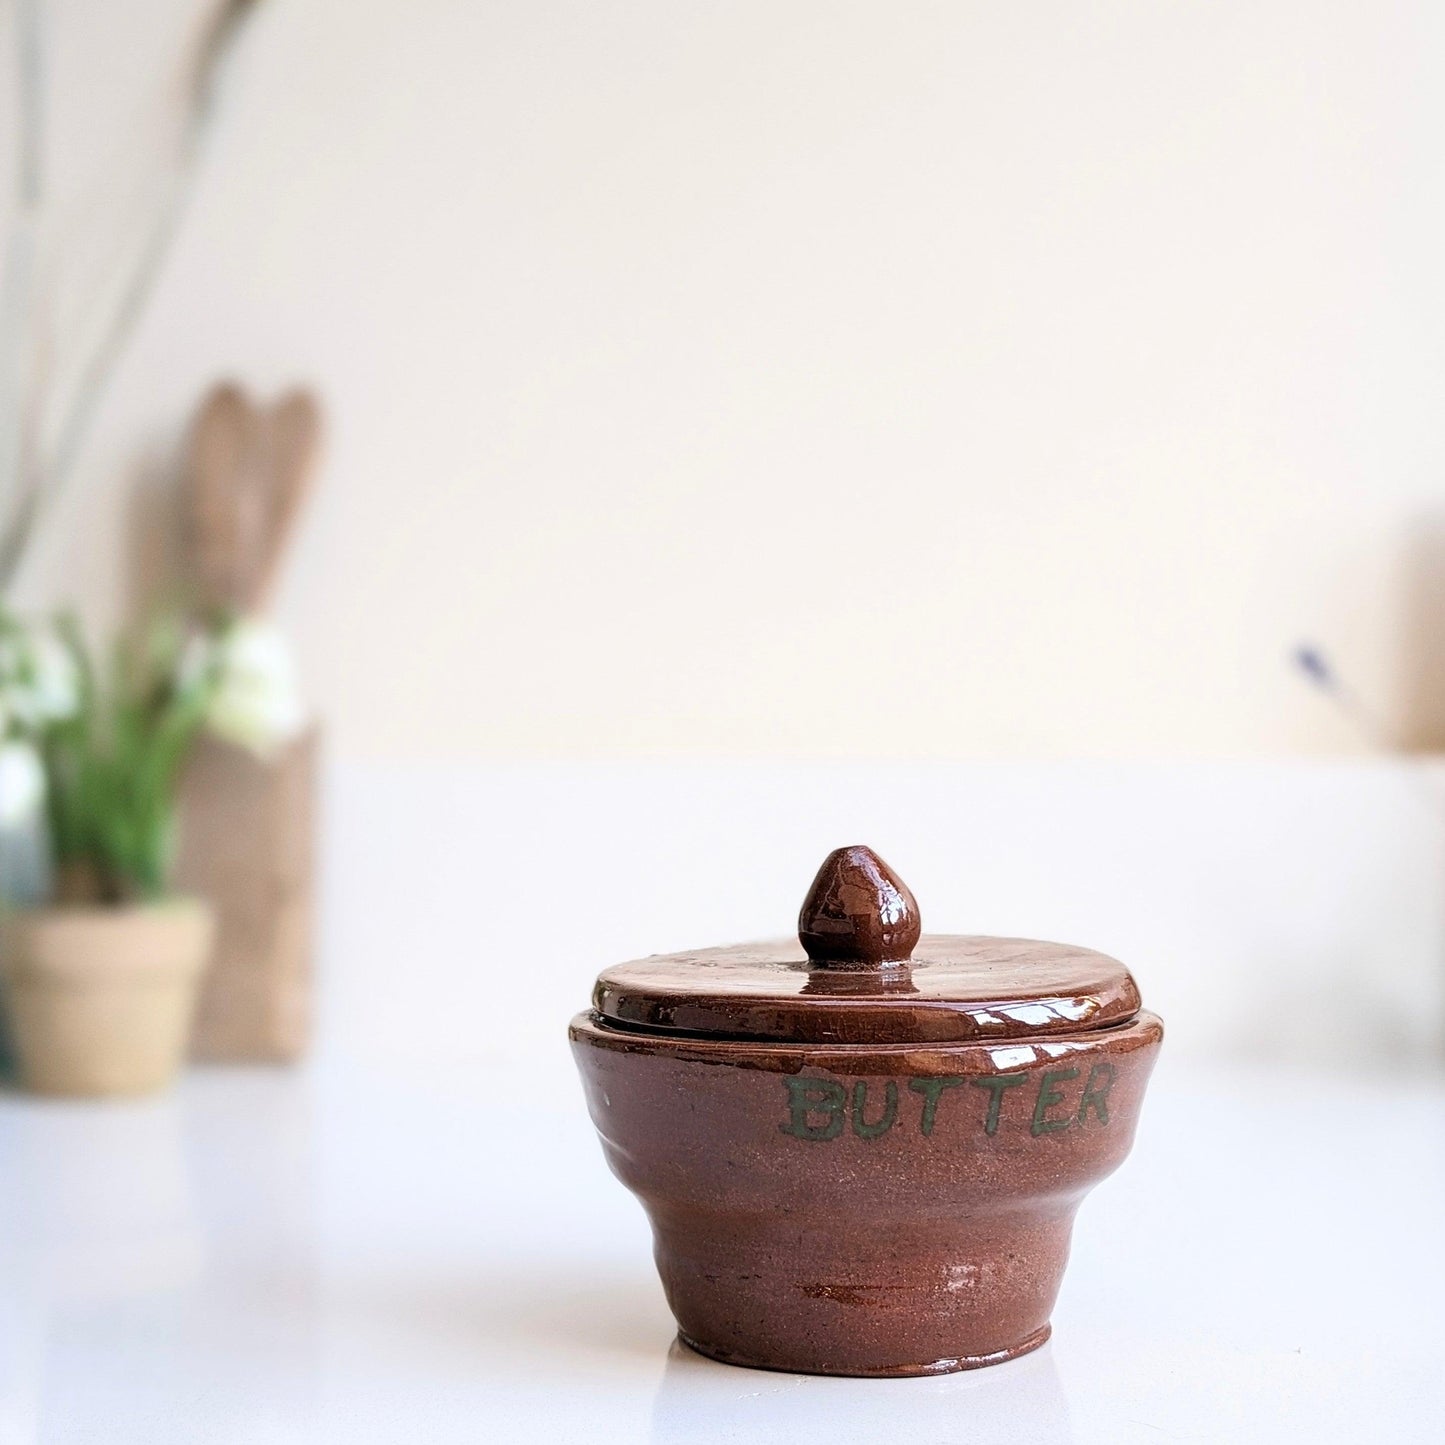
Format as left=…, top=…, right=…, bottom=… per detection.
left=319, top=760, right=1445, bottom=1071
left=10, top=0, right=1445, bottom=760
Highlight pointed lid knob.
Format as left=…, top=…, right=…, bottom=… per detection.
left=798, top=845, right=920, bottom=968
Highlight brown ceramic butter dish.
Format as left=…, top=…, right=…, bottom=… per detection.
left=569, top=846, right=1163, bottom=1377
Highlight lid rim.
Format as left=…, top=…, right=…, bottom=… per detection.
left=592, top=933, right=1144, bottom=1046
left=573, top=1008, right=1163, bottom=1056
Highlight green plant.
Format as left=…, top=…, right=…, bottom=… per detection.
left=2, top=606, right=302, bottom=906
left=39, top=615, right=219, bottom=902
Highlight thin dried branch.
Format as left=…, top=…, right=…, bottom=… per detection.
left=0, top=0, right=45, bottom=564
left=0, top=0, right=265, bottom=597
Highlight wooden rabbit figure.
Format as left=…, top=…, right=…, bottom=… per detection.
left=185, top=382, right=322, bottom=614
left=175, top=382, right=322, bottom=1063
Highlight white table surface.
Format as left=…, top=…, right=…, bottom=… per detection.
left=1, top=1052, right=1441, bottom=1444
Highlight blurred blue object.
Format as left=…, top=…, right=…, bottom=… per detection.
left=1292, top=643, right=1336, bottom=691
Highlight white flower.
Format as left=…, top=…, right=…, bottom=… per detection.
left=176, top=628, right=214, bottom=694
left=0, top=625, right=80, bottom=729
left=27, top=630, right=80, bottom=722
left=203, top=619, right=306, bottom=756
left=0, top=740, right=46, bottom=826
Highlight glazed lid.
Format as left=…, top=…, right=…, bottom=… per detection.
left=592, top=846, right=1142, bottom=1045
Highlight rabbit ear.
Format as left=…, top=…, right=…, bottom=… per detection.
left=186, top=382, right=267, bottom=613
left=249, top=388, right=322, bottom=612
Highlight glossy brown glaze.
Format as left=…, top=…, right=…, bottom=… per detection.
left=571, top=1011, right=1162, bottom=1375
left=570, top=846, right=1163, bottom=1376
left=593, top=936, right=1140, bottom=1044
left=798, top=845, right=921, bottom=966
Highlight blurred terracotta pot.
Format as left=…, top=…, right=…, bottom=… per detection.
left=0, top=900, right=213, bottom=1097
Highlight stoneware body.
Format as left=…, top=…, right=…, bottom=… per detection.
left=570, top=846, right=1163, bottom=1377
left=0, top=900, right=214, bottom=1096
left=571, top=996, right=1160, bottom=1376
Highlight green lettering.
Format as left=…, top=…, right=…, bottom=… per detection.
left=907, top=1076, right=967, bottom=1135
left=1031, top=1067, right=1080, bottom=1136
left=780, top=1077, right=846, bottom=1141
left=969, top=1073, right=1029, bottom=1135
left=1076, top=1063, right=1116, bottom=1125
left=851, top=1080, right=898, bottom=1139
